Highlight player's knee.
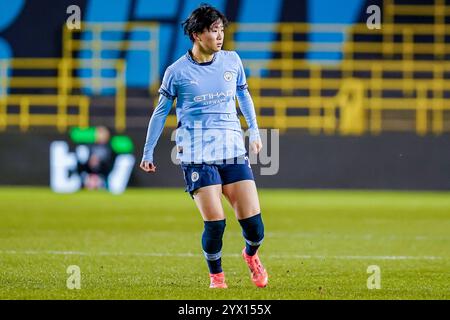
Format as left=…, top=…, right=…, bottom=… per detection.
left=203, top=219, right=226, bottom=238
left=239, top=213, right=264, bottom=244
left=202, top=219, right=226, bottom=253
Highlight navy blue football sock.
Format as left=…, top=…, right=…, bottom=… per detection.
left=202, top=219, right=226, bottom=274
left=238, top=213, right=264, bottom=256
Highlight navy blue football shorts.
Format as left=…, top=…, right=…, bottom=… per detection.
left=181, top=154, right=254, bottom=198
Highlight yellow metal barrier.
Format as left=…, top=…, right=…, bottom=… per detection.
left=0, top=57, right=128, bottom=132
left=337, top=79, right=365, bottom=135
left=1, top=0, right=449, bottom=135
left=224, top=15, right=450, bottom=135
left=0, top=58, right=91, bottom=132
left=63, top=22, right=160, bottom=95
left=226, top=22, right=450, bottom=62
left=0, top=95, right=89, bottom=132
left=243, top=59, right=450, bottom=135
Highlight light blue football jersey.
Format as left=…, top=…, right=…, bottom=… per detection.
left=142, top=50, right=259, bottom=164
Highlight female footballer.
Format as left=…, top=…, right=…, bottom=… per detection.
left=140, top=4, right=268, bottom=289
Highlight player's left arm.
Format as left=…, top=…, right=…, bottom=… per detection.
left=236, top=88, right=262, bottom=154
left=234, top=51, right=262, bottom=154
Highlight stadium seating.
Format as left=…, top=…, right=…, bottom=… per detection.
left=0, top=0, right=448, bottom=135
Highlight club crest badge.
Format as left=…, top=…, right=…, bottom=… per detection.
left=223, top=71, right=233, bottom=82
left=191, top=171, right=199, bottom=182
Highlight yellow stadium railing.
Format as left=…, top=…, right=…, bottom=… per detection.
left=0, top=58, right=90, bottom=132
left=226, top=23, right=450, bottom=60
left=384, top=0, right=449, bottom=23
left=0, top=58, right=126, bottom=132
left=224, top=19, right=450, bottom=135
left=2, top=0, right=449, bottom=135
left=0, top=95, right=89, bottom=132
left=63, top=22, right=160, bottom=95
left=241, top=59, right=450, bottom=135
left=384, top=0, right=448, bottom=56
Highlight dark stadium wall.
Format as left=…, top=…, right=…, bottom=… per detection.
left=1, top=130, right=449, bottom=191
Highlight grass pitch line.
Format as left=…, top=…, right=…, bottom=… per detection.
left=0, top=249, right=446, bottom=261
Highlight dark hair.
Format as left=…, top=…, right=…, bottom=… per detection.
left=181, top=3, right=229, bottom=42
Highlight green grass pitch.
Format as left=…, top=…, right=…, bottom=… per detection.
left=0, top=187, right=449, bottom=299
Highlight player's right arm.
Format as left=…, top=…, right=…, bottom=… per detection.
left=140, top=94, right=174, bottom=173
left=141, top=67, right=177, bottom=173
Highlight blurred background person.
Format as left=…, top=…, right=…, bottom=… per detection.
left=79, top=126, right=115, bottom=190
